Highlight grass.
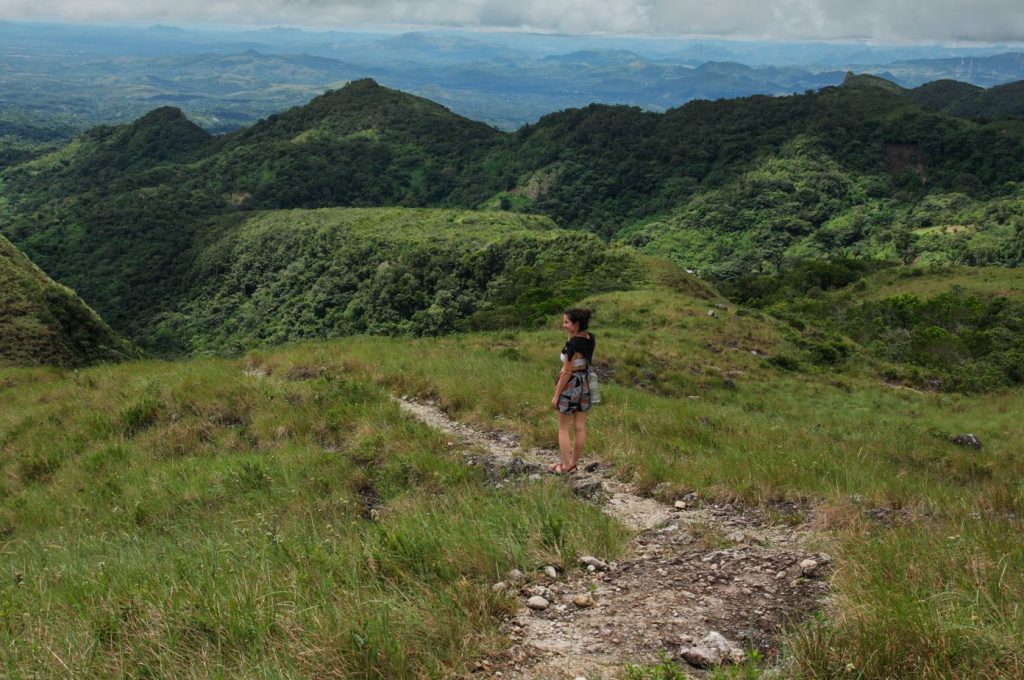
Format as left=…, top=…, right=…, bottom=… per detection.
left=248, top=287, right=1024, bottom=511
left=0, top=360, right=627, bottom=677
left=857, top=265, right=1024, bottom=301
left=241, top=281, right=1024, bottom=678
left=3, top=271, right=1023, bottom=677
left=788, top=514, right=1024, bottom=678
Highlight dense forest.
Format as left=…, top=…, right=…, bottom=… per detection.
left=1, top=76, right=1022, bottom=354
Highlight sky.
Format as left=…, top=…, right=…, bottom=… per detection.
left=1, top=0, right=1023, bottom=43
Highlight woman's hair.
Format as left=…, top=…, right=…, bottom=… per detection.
left=564, top=308, right=592, bottom=331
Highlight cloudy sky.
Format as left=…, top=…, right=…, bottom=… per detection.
left=2, top=0, right=1023, bottom=42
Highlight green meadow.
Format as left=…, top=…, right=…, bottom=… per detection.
left=4, top=267, right=1022, bottom=677
left=0, top=360, right=627, bottom=677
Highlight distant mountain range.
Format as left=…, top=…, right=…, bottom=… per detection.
left=2, top=21, right=1023, bottom=135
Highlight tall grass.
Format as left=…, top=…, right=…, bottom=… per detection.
left=0, top=360, right=628, bottom=677
left=4, top=280, right=1023, bottom=676
left=245, top=285, right=1024, bottom=678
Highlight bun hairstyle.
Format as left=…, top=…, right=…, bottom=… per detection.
left=564, top=308, right=592, bottom=331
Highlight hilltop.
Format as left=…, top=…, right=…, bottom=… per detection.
left=2, top=77, right=1024, bottom=355
left=1, top=259, right=1021, bottom=676
left=909, top=79, right=1024, bottom=120
left=0, top=233, right=139, bottom=367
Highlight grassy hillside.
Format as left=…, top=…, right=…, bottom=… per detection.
left=0, top=233, right=139, bottom=367
left=0, top=359, right=627, bottom=677
left=849, top=264, right=1024, bottom=301
left=253, top=281, right=1024, bottom=678
left=717, top=260, right=1024, bottom=392
left=2, top=267, right=1021, bottom=677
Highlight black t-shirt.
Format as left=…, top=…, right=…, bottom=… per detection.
left=561, top=333, right=596, bottom=366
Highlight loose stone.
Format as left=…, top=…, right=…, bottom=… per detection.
left=800, top=559, right=819, bottom=576
left=526, top=596, right=549, bottom=610
left=579, top=555, right=609, bottom=571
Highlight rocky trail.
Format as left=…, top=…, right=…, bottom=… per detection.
left=397, top=397, right=834, bottom=679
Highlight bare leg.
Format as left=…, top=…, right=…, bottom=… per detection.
left=557, top=412, right=574, bottom=469
left=572, top=411, right=587, bottom=467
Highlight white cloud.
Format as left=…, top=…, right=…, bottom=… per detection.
left=3, top=0, right=1023, bottom=41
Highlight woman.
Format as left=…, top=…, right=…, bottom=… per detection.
left=549, top=308, right=595, bottom=475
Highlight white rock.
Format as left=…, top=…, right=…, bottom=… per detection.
left=506, top=569, right=525, bottom=583
left=680, top=631, right=746, bottom=668
left=587, top=565, right=596, bottom=572
left=674, top=500, right=687, bottom=510
left=526, top=596, right=549, bottom=610
left=800, top=559, right=819, bottom=576
left=492, top=581, right=508, bottom=593
left=544, top=566, right=558, bottom=579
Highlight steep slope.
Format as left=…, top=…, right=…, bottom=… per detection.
left=0, top=234, right=139, bottom=366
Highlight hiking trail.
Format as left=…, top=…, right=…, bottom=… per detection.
left=396, top=397, right=834, bottom=679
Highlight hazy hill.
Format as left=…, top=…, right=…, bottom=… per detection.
left=0, top=233, right=138, bottom=367
left=889, top=51, right=1024, bottom=86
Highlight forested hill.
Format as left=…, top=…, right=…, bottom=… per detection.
left=907, top=79, right=1024, bottom=121
left=207, top=79, right=506, bottom=208
left=2, top=76, right=1023, bottom=352
left=0, top=233, right=139, bottom=367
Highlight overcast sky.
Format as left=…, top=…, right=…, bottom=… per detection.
left=2, top=0, right=1023, bottom=42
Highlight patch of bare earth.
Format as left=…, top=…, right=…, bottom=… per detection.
left=396, top=398, right=833, bottom=679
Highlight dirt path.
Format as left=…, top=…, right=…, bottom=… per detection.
left=397, top=398, right=834, bottom=679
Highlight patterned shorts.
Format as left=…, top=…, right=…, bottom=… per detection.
left=557, top=371, right=591, bottom=414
